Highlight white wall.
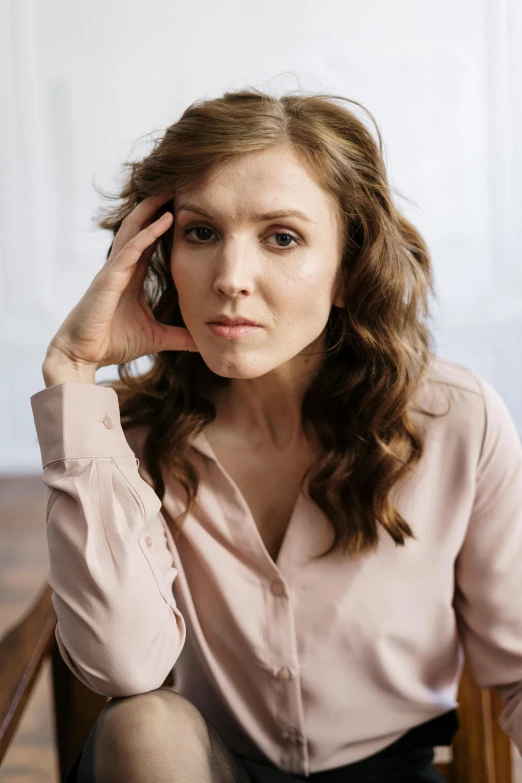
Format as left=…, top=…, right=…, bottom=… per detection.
left=1, top=0, right=521, bottom=472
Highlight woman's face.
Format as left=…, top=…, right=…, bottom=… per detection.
left=170, top=145, right=344, bottom=379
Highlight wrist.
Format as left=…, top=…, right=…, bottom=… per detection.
left=42, top=349, right=97, bottom=388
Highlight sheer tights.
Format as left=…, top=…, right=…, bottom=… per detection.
left=84, top=687, right=252, bottom=783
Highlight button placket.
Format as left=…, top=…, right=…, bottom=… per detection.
left=265, top=575, right=307, bottom=774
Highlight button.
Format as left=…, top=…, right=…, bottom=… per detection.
left=275, top=666, right=292, bottom=681
left=144, top=535, right=153, bottom=548
left=103, top=414, right=114, bottom=429
left=271, top=581, right=284, bottom=596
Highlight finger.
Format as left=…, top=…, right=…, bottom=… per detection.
left=109, top=213, right=172, bottom=284
left=154, top=324, right=199, bottom=354
left=129, top=234, right=161, bottom=294
left=110, top=192, right=173, bottom=260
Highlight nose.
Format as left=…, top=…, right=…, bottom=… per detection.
left=212, top=240, right=256, bottom=298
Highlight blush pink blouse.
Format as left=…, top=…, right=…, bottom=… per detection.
left=30, top=355, right=522, bottom=776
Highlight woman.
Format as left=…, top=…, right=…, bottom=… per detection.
left=30, top=87, right=522, bottom=782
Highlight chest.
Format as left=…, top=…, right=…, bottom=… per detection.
left=203, top=430, right=315, bottom=563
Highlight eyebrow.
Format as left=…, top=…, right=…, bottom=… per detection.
left=176, top=202, right=314, bottom=224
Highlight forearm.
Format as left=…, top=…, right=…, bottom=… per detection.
left=30, top=381, right=186, bottom=696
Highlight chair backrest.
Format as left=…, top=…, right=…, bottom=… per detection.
left=0, top=582, right=513, bottom=783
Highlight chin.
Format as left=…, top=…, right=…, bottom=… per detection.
left=199, top=348, right=277, bottom=379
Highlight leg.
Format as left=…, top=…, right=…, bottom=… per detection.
left=75, top=687, right=251, bottom=783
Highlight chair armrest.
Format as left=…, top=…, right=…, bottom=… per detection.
left=0, top=579, right=175, bottom=781
left=434, top=655, right=513, bottom=783
left=0, top=581, right=56, bottom=764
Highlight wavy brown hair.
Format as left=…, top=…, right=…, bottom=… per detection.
left=95, top=86, right=448, bottom=560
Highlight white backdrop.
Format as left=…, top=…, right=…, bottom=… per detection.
left=1, top=0, right=521, bottom=472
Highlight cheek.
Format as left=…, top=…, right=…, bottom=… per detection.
left=170, top=264, right=200, bottom=331
left=170, top=257, right=204, bottom=299
left=276, top=268, right=333, bottom=322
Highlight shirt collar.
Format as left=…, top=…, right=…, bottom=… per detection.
left=188, top=430, right=216, bottom=461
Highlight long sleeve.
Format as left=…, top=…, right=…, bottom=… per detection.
left=452, top=376, right=522, bottom=754
left=30, top=382, right=186, bottom=697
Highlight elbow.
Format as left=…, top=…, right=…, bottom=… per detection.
left=88, top=670, right=176, bottom=699
left=55, top=615, right=185, bottom=698
left=59, top=646, right=179, bottom=698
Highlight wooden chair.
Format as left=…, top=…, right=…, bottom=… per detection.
left=0, top=582, right=514, bottom=783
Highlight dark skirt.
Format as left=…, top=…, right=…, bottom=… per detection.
left=67, top=706, right=458, bottom=782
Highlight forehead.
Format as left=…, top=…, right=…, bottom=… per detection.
left=174, top=146, right=339, bottom=227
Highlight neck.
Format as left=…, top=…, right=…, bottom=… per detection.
left=212, top=337, right=325, bottom=450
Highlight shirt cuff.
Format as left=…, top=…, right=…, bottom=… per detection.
left=30, top=382, right=135, bottom=467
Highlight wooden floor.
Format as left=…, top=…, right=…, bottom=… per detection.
left=1, top=474, right=521, bottom=782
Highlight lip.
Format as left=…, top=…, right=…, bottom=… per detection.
left=207, top=323, right=261, bottom=340
left=206, top=315, right=260, bottom=326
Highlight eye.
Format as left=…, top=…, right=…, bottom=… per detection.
left=266, top=231, right=299, bottom=249
left=181, top=225, right=301, bottom=249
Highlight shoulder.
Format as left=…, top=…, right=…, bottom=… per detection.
left=422, top=354, right=483, bottom=397
left=415, top=354, right=519, bottom=462
left=418, top=354, right=488, bottom=417
left=421, top=354, right=513, bottom=419
left=412, top=355, right=487, bottom=448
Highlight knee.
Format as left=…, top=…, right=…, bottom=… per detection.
left=97, top=687, right=209, bottom=743
left=92, top=688, right=212, bottom=779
